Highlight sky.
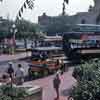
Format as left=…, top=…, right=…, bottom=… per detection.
left=0, top=0, right=94, bottom=23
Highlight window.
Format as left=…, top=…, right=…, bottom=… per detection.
left=81, top=19, right=86, bottom=24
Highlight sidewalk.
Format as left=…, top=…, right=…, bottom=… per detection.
left=0, top=52, right=31, bottom=63
left=24, top=68, right=76, bottom=100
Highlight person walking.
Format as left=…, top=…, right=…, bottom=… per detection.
left=7, top=62, right=14, bottom=80
left=28, top=67, right=33, bottom=81
left=31, top=42, right=34, bottom=49
left=15, top=64, right=25, bottom=85
left=53, top=73, right=61, bottom=100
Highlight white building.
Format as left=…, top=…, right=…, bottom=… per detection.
left=74, top=0, right=100, bottom=24
left=38, top=0, right=100, bottom=35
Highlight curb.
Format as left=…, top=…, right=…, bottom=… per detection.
left=0, top=56, right=31, bottom=65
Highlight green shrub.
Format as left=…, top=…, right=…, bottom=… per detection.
left=0, top=85, right=28, bottom=100
left=72, top=59, right=100, bottom=100
left=72, top=59, right=100, bottom=81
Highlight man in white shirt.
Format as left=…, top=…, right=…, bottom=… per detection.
left=15, top=64, right=25, bottom=85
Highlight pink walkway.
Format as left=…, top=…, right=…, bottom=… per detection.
left=24, top=68, right=76, bottom=100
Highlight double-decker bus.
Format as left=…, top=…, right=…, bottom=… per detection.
left=63, top=24, right=100, bottom=60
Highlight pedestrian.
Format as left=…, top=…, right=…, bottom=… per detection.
left=56, top=59, right=60, bottom=66
left=53, top=73, right=61, bottom=100
left=60, top=63, right=66, bottom=74
left=2, top=74, right=11, bottom=85
left=15, top=64, right=25, bottom=85
left=31, top=42, right=34, bottom=49
left=7, top=62, right=14, bottom=80
left=28, top=66, right=33, bottom=81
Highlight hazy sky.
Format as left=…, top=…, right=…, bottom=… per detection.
left=0, top=0, right=94, bottom=23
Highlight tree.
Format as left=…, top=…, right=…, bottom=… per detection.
left=15, top=19, right=39, bottom=49
left=64, top=0, right=69, bottom=4
left=15, top=0, right=35, bottom=20
left=15, top=19, right=36, bottom=39
left=72, top=59, right=100, bottom=100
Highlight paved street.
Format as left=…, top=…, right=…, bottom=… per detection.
left=24, top=67, right=76, bottom=100
left=0, top=52, right=32, bottom=77
left=0, top=52, right=31, bottom=63
left=0, top=53, right=76, bottom=100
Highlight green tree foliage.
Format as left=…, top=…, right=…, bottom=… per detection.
left=16, top=19, right=36, bottom=33
left=0, top=85, right=27, bottom=100
left=0, top=19, right=13, bottom=39
left=15, top=19, right=38, bottom=39
left=16, top=0, right=35, bottom=19
left=72, top=59, right=100, bottom=100
left=64, top=0, right=69, bottom=4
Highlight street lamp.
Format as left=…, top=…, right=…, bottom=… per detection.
left=10, top=24, right=18, bottom=54
left=10, top=24, right=17, bottom=41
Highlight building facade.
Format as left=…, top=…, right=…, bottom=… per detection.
left=38, top=0, right=100, bottom=28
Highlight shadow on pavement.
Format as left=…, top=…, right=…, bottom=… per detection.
left=61, top=88, right=73, bottom=97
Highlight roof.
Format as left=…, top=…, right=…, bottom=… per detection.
left=44, top=35, right=62, bottom=42
left=32, top=46, right=62, bottom=51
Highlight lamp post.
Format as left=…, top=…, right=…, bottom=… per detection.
left=9, top=24, right=17, bottom=99
left=10, top=24, right=17, bottom=54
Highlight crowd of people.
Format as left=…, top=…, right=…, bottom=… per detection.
left=0, top=58, right=66, bottom=86
left=0, top=60, right=67, bottom=100
left=0, top=62, right=25, bottom=85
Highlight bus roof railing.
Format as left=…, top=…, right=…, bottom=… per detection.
left=63, top=24, right=100, bottom=33
left=76, top=24, right=100, bottom=27
left=32, top=46, right=62, bottom=51
left=66, top=24, right=100, bottom=27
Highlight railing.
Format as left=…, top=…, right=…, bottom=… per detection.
left=70, top=43, right=100, bottom=49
